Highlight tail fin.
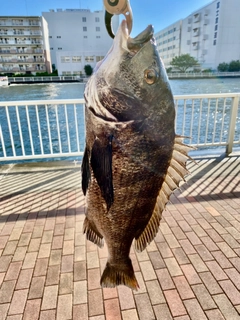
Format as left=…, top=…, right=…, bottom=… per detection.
left=100, top=259, right=139, bottom=290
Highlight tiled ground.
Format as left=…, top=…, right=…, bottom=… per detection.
left=0, top=155, right=240, bottom=320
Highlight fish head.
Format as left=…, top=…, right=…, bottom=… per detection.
left=94, top=20, right=173, bottom=112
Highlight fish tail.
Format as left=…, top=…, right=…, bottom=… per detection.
left=100, top=258, right=139, bottom=290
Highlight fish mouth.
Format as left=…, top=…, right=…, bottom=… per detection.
left=121, top=20, right=154, bottom=54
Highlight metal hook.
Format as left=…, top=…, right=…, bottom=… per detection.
left=104, top=0, right=133, bottom=38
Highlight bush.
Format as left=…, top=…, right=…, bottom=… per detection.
left=228, top=60, right=240, bottom=72
left=84, top=64, right=93, bottom=76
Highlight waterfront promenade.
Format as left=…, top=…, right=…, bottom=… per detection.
left=0, top=154, right=239, bottom=319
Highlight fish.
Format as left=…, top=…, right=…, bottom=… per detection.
left=81, top=20, right=192, bottom=290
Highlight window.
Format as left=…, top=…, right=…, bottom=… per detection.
left=215, top=25, right=218, bottom=31
left=96, top=56, right=104, bottom=62
left=96, top=27, right=100, bottom=32
left=50, top=47, right=53, bottom=50
left=85, top=56, right=94, bottom=62
left=61, top=56, right=70, bottom=63
left=214, top=32, right=217, bottom=38
left=95, top=17, right=100, bottom=22
left=49, top=36, right=52, bottom=38
left=82, top=17, right=86, bottom=22
left=96, top=36, right=101, bottom=38
left=58, top=48, right=62, bottom=50
left=217, top=2, right=220, bottom=9
left=213, top=39, right=216, bottom=45
left=72, top=56, right=81, bottom=62
left=83, top=27, right=87, bottom=32
left=215, top=17, right=218, bottom=24
left=57, top=36, right=61, bottom=38
left=83, top=36, right=87, bottom=38
left=62, top=71, right=72, bottom=75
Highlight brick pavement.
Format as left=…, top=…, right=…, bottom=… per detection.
left=0, top=155, right=239, bottom=319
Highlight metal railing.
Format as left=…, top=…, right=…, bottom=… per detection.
left=168, top=72, right=240, bottom=79
left=0, top=93, right=239, bottom=162
left=8, top=76, right=83, bottom=83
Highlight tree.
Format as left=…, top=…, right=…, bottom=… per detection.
left=170, top=54, right=199, bottom=72
left=84, top=64, right=93, bottom=76
left=217, top=62, right=229, bottom=72
left=228, top=60, right=240, bottom=72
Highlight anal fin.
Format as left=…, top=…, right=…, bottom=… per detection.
left=83, top=217, right=104, bottom=248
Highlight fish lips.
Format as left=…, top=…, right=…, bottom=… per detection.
left=127, top=24, right=155, bottom=54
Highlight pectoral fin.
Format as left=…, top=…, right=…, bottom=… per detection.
left=81, top=147, right=91, bottom=195
left=90, top=136, right=114, bottom=210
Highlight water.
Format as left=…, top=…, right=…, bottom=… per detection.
left=0, top=78, right=240, bottom=102
left=0, top=78, right=240, bottom=163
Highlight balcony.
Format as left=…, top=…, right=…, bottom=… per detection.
left=193, top=13, right=201, bottom=23
left=192, top=42, right=199, bottom=50
left=193, top=28, right=200, bottom=37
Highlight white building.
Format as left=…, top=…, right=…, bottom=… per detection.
left=155, top=0, right=240, bottom=70
left=42, top=9, right=119, bottom=76
left=155, top=20, right=182, bottom=70
left=0, top=16, right=51, bottom=75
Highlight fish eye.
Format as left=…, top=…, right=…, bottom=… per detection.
left=144, top=69, right=157, bottom=84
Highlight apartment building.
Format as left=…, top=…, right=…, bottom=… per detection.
left=0, top=16, right=51, bottom=75
left=42, top=9, right=119, bottom=76
left=155, top=20, right=182, bottom=70
left=155, top=0, right=240, bottom=70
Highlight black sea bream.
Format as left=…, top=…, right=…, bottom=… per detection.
left=81, top=20, right=192, bottom=290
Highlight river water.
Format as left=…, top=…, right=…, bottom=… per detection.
left=0, top=78, right=239, bottom=163
left=0, top=78, right=240, bottom=102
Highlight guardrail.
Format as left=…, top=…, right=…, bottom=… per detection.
left=168, top=72, right=240, bottom=79
left=8, top=76, right=85, bottom=83
left=0, top=93, right=239, bottom=162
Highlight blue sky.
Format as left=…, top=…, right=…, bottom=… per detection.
left=1, top=0, right=212, bottom=36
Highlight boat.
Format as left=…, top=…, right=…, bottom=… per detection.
left=0, top=76, right=9, bottom=87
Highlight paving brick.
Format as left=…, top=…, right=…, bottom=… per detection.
left=211, top=251, right=232, bottom=269
left=12, top=246, right=27, bottom=262
left=205, top=309, right=225, bottom=320
left=5, top=261, right=22, bottom=281
left=28, top=238, right=41, bottom=252
left=16, top=269, right=33, bottom=289
left=0, top=256, right=12, bottom=272
left=139, top=260, right=157, bottom=281
left=87, top=268, right=100, bottom=290
left=194, top=244, right=214, bottom=261
left=192, top=283, right=217, bottom=310
left=135, top=293, right=155, bottom=320
left=104, top=298, right=121, bottom=320
left=73, top=304, right=88, bottom=320
left=216, top=241, right=237, bottom=258
left=229, top=257, right=240, bottom=273
left=153, top=303, right=172, bottom=320
left=201, top=236, right=219, bottom=251
left=46, top=264, right=60, bottom=286
left=3, top=240, right=18, bottom=255
left=206, top=261, right=228, bottom=281
left=29, top=276, right=45, bottom=299
left=199, top=271, right=222, bottom=295
left=39, top=310, right=56, bottom=320
left=8, top=289, right=28, bottom=315
left=146, top=280, right=165, bottom=305
left=18, top=233, right=31, bottom=247
left=214, top=294, right=240, bottom=320
left=219, top=280, right=240, bottom=305
left=63, top=239, right=74, bottom=255
left=52, top=235, right=64, bottom=249
left=156, top=268, right=175, bottom=290
left=59, top=272, right=73, bottom=294
left=88, top=289, right=104, bottom=317
left=23, top=299, right=41, bottom=320
left=41, top=285, right=58, bottom=310
left=164, top=257, right=182, bottom=277
left=225, top=268, right=240, bottom=290
left=122, top=309, right=139, bottom=320
left=184, top=298, right=208, bottom=320
left=148, top=251, right=165, bottom=269
left=61, top=254, right=73, bottom=273
left=206, top=229, right=223, bottom=243
left=172, top=248, right=189, bottom=265
left=179, top=239, right=196, bottom=255
left=0, top=280, right=16, bottom=303
left=38, top=243, right=51, bottom=259
left=164, top=289, right=187, bottom=317
left=164, top=234, right=180, bottom=249
left=171, top=227, right=186, bottom=240
left=57, top=294, right=72, bottom=320
left=0, top=303, right=9, bottom=320
left=181, top=264, right=201, bottom=285
left=34, top=258, right=48, bottom=276
left=117, top=286, right=135, bottom=310
left=173, top=276, right=194, bottom=300
left=22, top=252, right=37, bottom=269
left=49, top=249, right=62, bottom=266
left=188, top=254, right=208, bottom=272
left=74, top=261, right=86, bottom=281
left=74, top=280, right=87, bottom=304
left=9, top=228, right=22, bottom=241
left=156, top=241, right=173, bottom=258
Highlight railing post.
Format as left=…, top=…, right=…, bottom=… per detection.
left=226, top=95, right=239, bottom=155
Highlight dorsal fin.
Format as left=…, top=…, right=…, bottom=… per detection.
left=135, top=136, right=194, bottom=252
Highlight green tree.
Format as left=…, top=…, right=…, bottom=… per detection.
left=228, top=60, right=240, bottom=72
left=170, top=54, right=199, bottom=72
left=84, top=64, right=93, bottom=76
left=217, top=62, right=229, bottom=72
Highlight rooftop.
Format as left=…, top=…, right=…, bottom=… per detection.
left=0, top=155, right=239, bottom=319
